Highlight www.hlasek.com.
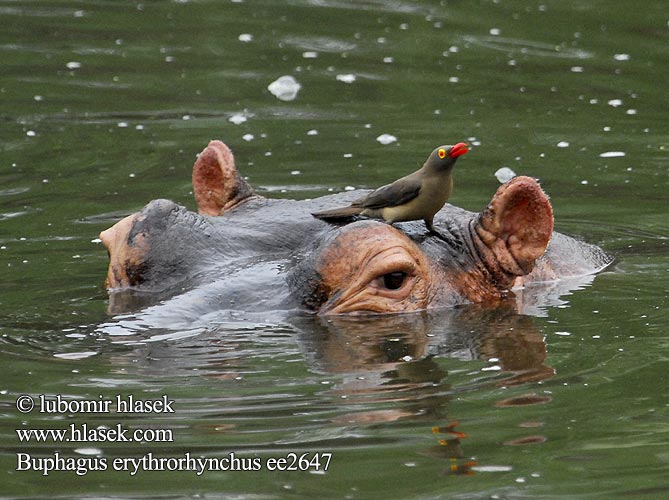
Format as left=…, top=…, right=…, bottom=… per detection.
left=15, top=394, right=332, bottom=476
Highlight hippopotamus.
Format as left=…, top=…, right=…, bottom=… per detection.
left=99, top=140, right=611, bottom=317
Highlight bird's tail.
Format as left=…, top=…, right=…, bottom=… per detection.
left=312, top=205, right=363, bottom=221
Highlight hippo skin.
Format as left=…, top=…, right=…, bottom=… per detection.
left=100, top=140, right=611, bottom=316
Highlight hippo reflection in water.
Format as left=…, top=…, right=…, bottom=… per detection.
left=100, top=140, right=611, bottom=317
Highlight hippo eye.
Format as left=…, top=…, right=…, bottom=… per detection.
left=438, top=148, right=446, bottom=159
left=381, top=271, right=407, bottom=290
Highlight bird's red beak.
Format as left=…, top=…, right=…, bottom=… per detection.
left=448, top=142, right=469, bottom=158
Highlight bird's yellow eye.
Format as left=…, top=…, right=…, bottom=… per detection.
left=438, top=148, right=447, bottom=159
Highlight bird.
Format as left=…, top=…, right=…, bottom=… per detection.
left=312, top=142, right=469, bottom=235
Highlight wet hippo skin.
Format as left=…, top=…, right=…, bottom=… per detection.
left=100, top=140, right=611, bottom=316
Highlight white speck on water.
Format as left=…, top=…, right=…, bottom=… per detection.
left=488, top=357, right=499, bottom=363
left=238, top=33, right=253, bottom=42
left=306, top=129, right=318, bottom=136
left=182, top=114, right=192, bottom=120
left=267, top=75, right=301, bottom=101
left=377, top=37, right=387, bottom=44
left=448, top=45, right=460, bottom=53
left=508, top=59, right=517, bottom=66
left=54, top=351, right=98, bottom=360
left=589, top=98, right=598, bottom=104
left=344, top=185, right=356, bottom=191
left=599, top=151, right=625, bottom=158
left=555, top=331, right=571, bottom=336
left=343, top=153, right=353, bottom=158
left=489, top=28, right=501, bottom=35
left=302, top=51, right=318, bottom=59
left=117, top=122, right=128, bottom=128
left=581, top=180, right=589, bottom=185
left=164, top=56, right=175, bottom=63
left=290, top=170, right=301, bottom=176
left=449, top=76, right=459, bottom=83
left=516, top=477, right=526, bottom=483
left=73, top=10, right=85, bottom=18
left=603, top=126, right=611, bottom=131
left=135, top=124, right=144, bottom=130
left=404, top=462, right=417, bottom=467
left=376, top=133, right=397, bottom=145
left=242, top=133, right=254, bottom=142
left=128, top=173, right=135, bottom=178
left=495, top=167, right=516, bottom=183
left=26, top=130, right=36, bottom=137
left=608, top=99, right=623, bottom=107
left=557, top=141, right=570, bottom=148
left=399, top=23, right=409, bottom=30
left=66, top=61, right=81, bottom=69
left=626, top=109, right=637, bottom=115
left=74, top=448, right=102, bottom=456
left=481, top=365, right=501, bottom=371
left=383, top=56, right=394, bottom=63
left=228, top=113, right=247, bottom=125
left=571, top=66, right=584, bottom=72
left=336, top=74, right=356, bottom=84
left=34, top=95, right=43, bottom=101
left=264, top=151, right=272, bottom=157
left=471, top=465, right=513, bottom=472
left=613, top=53, right=630, bottom=61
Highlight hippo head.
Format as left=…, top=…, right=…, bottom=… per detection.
left=100, top=141, right=609, bottom=317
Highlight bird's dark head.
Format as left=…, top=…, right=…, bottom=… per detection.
left=426, top=142, right=469, bottom=169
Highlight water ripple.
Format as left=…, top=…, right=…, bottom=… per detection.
left=463, top=35, right=592, bottom=59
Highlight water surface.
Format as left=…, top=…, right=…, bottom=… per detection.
left=1, top=0, right=668, bottom=498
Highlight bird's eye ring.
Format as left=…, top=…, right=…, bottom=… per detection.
left=438, top=148, right=446, bottom=159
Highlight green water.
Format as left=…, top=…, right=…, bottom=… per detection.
left=1, top=0, right=668, bottom=498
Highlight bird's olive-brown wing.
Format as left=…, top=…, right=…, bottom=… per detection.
left=355, top=174, right=422, bottom=209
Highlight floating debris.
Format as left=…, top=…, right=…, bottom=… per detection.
left=599, top=151, right=625, bottom=158
left=557, top=141, right=570, bottom=148
left=228, top=113, right=247, bottom=125
left=376, top=133, right=397, bottom=145
left=495, top=167, right=516, bottom=183
left=336, top=74, right=356, bottom=84
left=54, top=351, right=98, bottom=360
left=238, top=33, right=253, bottom=42
left=267, top=75, right=301, bottom=101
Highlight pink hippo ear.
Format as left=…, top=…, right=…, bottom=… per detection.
left=473, top=176, right=554, bottom=280
left=192, top=140, right=255, bottom=216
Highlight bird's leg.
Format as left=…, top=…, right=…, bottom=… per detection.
left=425, top=219, right=464, bottom=250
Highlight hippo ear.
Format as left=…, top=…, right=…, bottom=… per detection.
left=473, top=176, right=554, bottom=278
left=192, top=140, right=255, bottom=216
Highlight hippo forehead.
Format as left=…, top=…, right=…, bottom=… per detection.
left=288, top=219, right=473, bottom=315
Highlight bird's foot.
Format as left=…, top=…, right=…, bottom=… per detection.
left=429, top=228, right=464, bottom=251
